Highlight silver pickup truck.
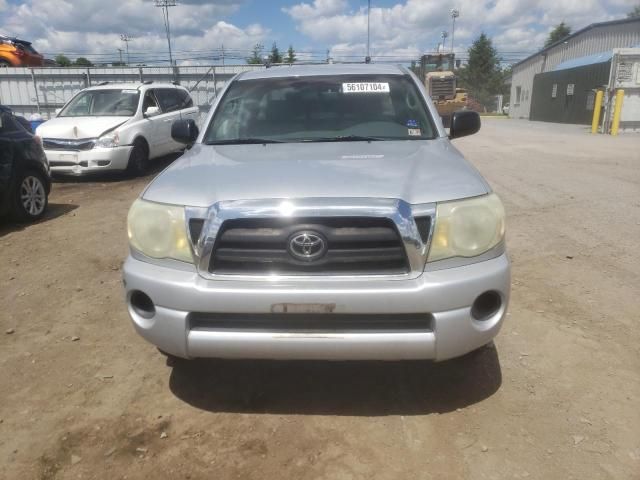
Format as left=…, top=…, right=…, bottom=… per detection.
left=123, top=64, right=510, bottom=362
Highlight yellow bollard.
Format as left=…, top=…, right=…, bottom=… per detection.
left=591, top=90, right=603, bottom=134
left=611, top=89, right=624, bottom=136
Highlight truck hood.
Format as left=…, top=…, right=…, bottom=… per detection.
left=143, top=138, right=491, bottom=207
left=36, top=116, right=130, bottom=139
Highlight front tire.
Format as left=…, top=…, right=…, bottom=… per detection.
left=0, top=59, right=12, bottom=67
left=12, top=170, right=48, bottom=222
left=126, top=140, right=149, bottom=177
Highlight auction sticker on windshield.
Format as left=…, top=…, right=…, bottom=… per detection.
left=342, top=82, right=390, bottom=93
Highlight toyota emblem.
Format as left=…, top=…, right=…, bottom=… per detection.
left=288, top=231, right=327, bottom=261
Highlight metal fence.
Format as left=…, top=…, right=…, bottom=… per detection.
left=0, top=65, right=263, bottom=122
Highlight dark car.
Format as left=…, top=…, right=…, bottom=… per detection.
left=0, top=106, right=51, bottom=221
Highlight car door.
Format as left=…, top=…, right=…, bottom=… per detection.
left=140, top=89, right=165, bottom=158
left=0, top=111, right=15, bottom=206
left=154, top=88, right=184, bottom=155
left=176, top=88, right=200, bottom=124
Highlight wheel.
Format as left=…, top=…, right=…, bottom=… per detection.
left=0, top=59, right=12, bottom=67
left=126, top=139, right=149, bottom=176
left=12, top=170, right=48, bottom=222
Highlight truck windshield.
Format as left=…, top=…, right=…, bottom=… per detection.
left=204, top=74, right=437, bottom=144
left=59, top=89, right=140, bottom=117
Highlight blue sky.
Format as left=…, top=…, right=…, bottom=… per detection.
left=1, top=0, right=637, bottom=65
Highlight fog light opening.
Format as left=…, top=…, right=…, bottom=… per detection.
left=130, top=290, right=155, bottom=319
left=471, top=291, right=502, bottom=321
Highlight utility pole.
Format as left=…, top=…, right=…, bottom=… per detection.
left=155, top=0, right=176, bottom=66
left=450, top=9, right=460, bottom=54
left=117, top=48, right=123, bottom=65
left=120, top=34, right=131, bottom=66
left=365, top=0, right=371, bottom=63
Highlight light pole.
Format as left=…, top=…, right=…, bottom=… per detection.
left=441, top=31, right=448, bottom=53
left=155, top=0, right=176, bottom=66
left=120, top=34, right=131, bottom=66
left=117, top=48, right=123, bottom=65
left=450, top=9, right=459, bottom=54
left=365, top=0, right=371, bottom=63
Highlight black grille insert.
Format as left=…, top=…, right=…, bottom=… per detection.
left=43, top=138, right=95, bottom=151
left=209, top=217, right=409, bottom=275
left=190, top=312, right=433, bottom=333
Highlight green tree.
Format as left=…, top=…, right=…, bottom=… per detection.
left=54, top=54, right=72, bottom=67
left=246, top=43, right=263, bottom=64
left=269, top=42, right=283, bottom=64
left=627, top=5, right=640, bottom=17
left=74, top=57, right=94, bottom=67
left=286, top=45, right=296, bottom=64
left=458, top=33, right=504, bottom=109
left=544, top=22, right=572, bottom=47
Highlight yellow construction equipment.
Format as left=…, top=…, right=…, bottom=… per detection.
left=420, top=53, right=467, bottom=127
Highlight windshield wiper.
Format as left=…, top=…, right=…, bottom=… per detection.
left=301, top=135, right=385, bottom=142
left=206, top=138, right=284, bottom=145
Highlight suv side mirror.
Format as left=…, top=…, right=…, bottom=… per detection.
left=144, top=106, right=160, bottom=117
left=449, top=110, right=481, bottom=139
left=171, top=118, right=199, bottom=145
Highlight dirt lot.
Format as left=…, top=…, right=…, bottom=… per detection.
left=1, top=119, right=639, bottom=480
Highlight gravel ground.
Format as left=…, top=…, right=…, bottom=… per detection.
left=1, top=119, right=639, bottom=480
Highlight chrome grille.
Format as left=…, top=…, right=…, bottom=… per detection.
left=209, top=217, right=411, bottom=275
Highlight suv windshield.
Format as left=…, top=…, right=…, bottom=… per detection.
left=60, top=89, right=140, bottom=117
left=205, top=74, right=437, bottom=144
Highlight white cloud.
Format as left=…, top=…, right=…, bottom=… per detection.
left=0, top=0, right=266, bottom=64
left=284, top=0, right=636, bottom=63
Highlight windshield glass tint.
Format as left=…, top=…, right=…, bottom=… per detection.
left=60, top=89, right=140, bottom=117
left=205, top=74, right=436, bottom=143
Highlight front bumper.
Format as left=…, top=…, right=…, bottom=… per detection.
left=45, top=146, right=132, bottom=174
left=123, top=253, right=510, bottom=361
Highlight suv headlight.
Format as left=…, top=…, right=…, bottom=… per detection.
left=127, top=199, right=193, bottom=263
left=427, top=193, right=505, bottom=262
left=94, top=132, right=119, bottom=148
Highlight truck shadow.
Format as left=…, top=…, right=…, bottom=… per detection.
left=168, top=346, right=502, bottom=416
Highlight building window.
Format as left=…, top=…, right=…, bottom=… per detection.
left=567, top=84, right=575, bottom=96
left=552, top=84, right=558, bottom=98
left=515, top=86, right=522, bottom=105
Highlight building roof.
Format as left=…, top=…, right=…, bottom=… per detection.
left=513, top=17, right=640, bottom=69
left=238, top=63, right=405, bottom=80
left=553, top=51, right=613, bottom=71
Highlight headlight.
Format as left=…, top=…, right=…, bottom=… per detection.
left=94, top=132, right=119, bottom=148
left=127, top=199, right=193, bottom=263
left=427, top=193, right=505, bottom=262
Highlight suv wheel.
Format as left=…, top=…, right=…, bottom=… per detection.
left=126, top=139, right=149, bottom=177
left=12, top=170, right=48, bottom=221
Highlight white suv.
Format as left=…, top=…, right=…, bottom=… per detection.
left=36, top=82, right=199, bottom=176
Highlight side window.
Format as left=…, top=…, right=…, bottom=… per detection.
left=155, top=88, right=182, bottom=113
left=0, top=113, right=20, bottom=133
left=176, top=89, right=194, bottom=109
left=142, top=90, right=158, bottom=112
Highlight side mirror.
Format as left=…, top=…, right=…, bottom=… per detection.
left=171, top=118, right=199, bottom=144
left=449, top=110, right=481, bottom=139
left=144, top=106, right=160, bottom=117
left=55, top=108, right=62, bottom=116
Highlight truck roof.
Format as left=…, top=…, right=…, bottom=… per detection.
left=238, top=63, right=407, bottom=81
